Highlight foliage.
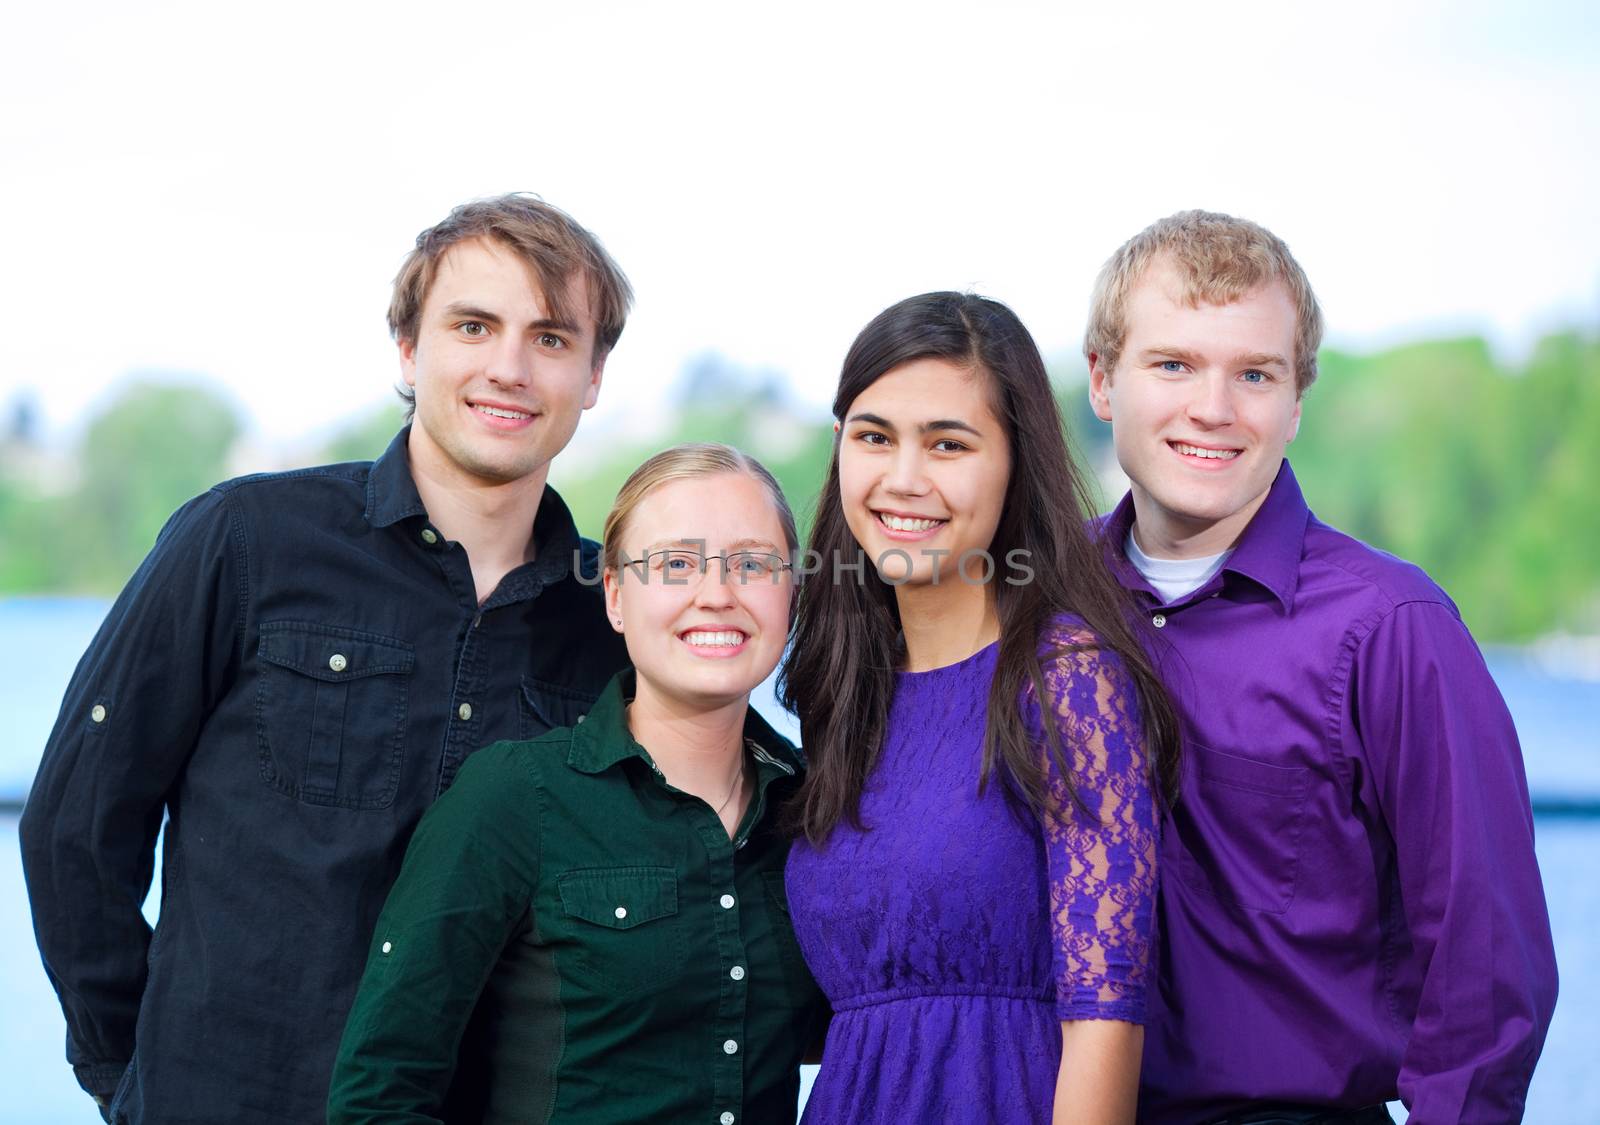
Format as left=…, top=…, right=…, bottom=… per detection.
left=1, top=333, right=1596, bottom=642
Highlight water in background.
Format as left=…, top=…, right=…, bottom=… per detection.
left=3, top=598, right=1596, bottom=1122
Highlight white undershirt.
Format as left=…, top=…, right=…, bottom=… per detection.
left=1125, top=531, right=1232, bottom=604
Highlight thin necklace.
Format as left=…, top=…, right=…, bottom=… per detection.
left=712, top=757, right=749, bottom=818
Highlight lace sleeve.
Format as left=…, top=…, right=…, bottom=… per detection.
left=1024, top=621, right=1157, bottom=1024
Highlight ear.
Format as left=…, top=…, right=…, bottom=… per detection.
left=1287, top=396, right=1303, bottom=443
left=601, top=567, right=624, bottom=633
left=398, top=336, right=418, bottom=388
left=1087, top=353, right=1114, bottom=423
left=582, top=350, right=607, bottom=411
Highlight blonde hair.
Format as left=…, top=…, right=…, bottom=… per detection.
left=1084, top=209, right=1324, bottom=396
left=602, top=443, right=799, bottom=573
left=388, top=193, right=633, bottom=357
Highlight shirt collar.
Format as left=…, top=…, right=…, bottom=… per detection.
left=568, top=668, right=803, bottom=779
left=363, top=425, right=582, bottom=593
left=363, top=426, right=429, bottom=528
left=1104, top=460, right=1310, bottom=613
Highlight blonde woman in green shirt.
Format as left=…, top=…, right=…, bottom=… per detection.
left=329, top=444, right=826, bottom=1124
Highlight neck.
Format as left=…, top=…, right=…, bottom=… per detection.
left=407, top=430, right=549, bottom=603
left=894, top=578, right=1001, bottom=673
left=1129, top=487, right=1267, bottom=561
left=626, top=676, right=749, bottom=794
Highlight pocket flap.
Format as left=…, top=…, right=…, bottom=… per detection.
left=258, top=621, right=414, bottom=682
left=521, top=676, right=596, bottom=730
left=558, top=867, right=678, bottom=930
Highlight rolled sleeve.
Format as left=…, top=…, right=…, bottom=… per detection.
left=1355, top=600, right=1558, bottom=1123
left=18, top=488, right=244, bottom=1091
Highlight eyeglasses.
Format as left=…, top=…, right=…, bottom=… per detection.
left=633, top=548, right=792, bottom=583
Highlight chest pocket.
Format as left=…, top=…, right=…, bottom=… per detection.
left=556, top=866, right=686, bottom=996
left=518, top=676, right=595, bottom=739
left=1168, top=743, right=1310, bottom=914
left=255, top=621, right=413, bottom=810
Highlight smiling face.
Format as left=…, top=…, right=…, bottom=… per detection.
left=838, top=358, right=1012, bottom=586
left=400, top=236, right=604, bottom=492
left=603, top=473, right=793, bottom=713
left=1089, top=257, right=1303, bottom=558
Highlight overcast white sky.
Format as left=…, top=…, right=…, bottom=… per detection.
left=2, top=0, right=1596, bottom=447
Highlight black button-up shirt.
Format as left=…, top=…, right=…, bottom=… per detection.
left=19, top=428, right=628, bottom=1124
left=329, top=670, right=828, bottom=1124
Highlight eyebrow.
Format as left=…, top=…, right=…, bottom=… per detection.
left=1141, top=346, right=1290, bottom=371
left=438, top=302, right=584, bottom=336
left=845, top=411, right=983, bottom=437
left=638, top=537, right=783, bottom=555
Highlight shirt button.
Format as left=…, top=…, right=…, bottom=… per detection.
left=721, top=1114, right=735, bottom=1125
left=719, top=894, right=735, bottom=909
left=328, top=653, right=348, bottom=672
left=614, top=906, right=627, bottom=920
left=729, top=965, right=745, bottom=981
left=381, top=941, right=392, bottom=954
left=90, top=704, right=107, bottom=723
left=1151, top=613, right=1167, bottom=628
left=577, top=713, right=586, bottom=724
left=421, top=528, right=439, bottom=545
left=458, top=703, right=473, bottom=721
left=722, top=1039, right=738, bottom=1055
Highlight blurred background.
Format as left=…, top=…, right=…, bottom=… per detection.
left=2, top=0, right=1596, bottom=1119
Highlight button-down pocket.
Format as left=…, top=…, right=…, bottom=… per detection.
left=1169, top=744, right=1309, bottom=914
left=518, top=675, right=595, bottom=739
left=256, top=621, right=414, bottom=810
left=557, top=866, right=686, bottom=995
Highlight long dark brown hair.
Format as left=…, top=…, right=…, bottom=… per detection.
left=780, top=291, right=1180, bottom=844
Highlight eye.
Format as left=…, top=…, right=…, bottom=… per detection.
left=855, top=430, right=891, bottom=447
left=730, top=552, right=779, bottom=580
left=537, top=332, right=566, bottom=349
left=1159, top=360, right=1185, bottom=373
left=460, top=321, right=488, bottom=338
left=931, top=438, right=969, bottom=453
left=1241, top=369, right=1267, bottom=384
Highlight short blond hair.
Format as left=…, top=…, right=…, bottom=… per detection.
left=388, top=193, right=633, bottom=356
left=1084, top=209, right=1324, bottom=395
left=601, top=443, right=799, bottom=574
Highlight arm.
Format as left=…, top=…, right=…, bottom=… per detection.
left=1355, top=602, right=1558, bottom=1123
left=1031, top=633, right=1157, bottom=1125
left=327, top=745, right=540, bottom=1124
left=18, top=490, right=242, bottom=1106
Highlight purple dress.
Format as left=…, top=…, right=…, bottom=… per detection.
left=785, top=621, right=1157, bottom=1123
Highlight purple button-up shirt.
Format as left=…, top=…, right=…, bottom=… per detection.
left=1108, top=463, right=1557, bottom=1125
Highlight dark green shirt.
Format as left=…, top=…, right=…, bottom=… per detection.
left=328, top=670, right=826, bottom=1125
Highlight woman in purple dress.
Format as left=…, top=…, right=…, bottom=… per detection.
left=782, top=292, right=1181, bottom=1123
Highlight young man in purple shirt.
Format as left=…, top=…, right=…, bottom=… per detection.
left=1084, top=210, right=1557, bottom=1124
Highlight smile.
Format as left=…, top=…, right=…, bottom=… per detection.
left=472, top=403, right=534, bottom=421
left=679, top=629, right=748, bottom=648
left=876, top=512, right=947, bottom=533
left=1170, top=442, right=1240, bottom=461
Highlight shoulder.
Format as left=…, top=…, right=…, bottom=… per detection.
left=458, top=732, right=576, bottom=792
left=1035, top=612, right=1131, bottom=680
left=209, top=459, right=372, bottom=508
left=1302, top=515, right=1461, bottom=619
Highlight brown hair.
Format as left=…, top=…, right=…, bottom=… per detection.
left=602, top=443, right=799, bottom=574
left=1084, top=209, right=1324, bottom=396
left=781, top=292, right=1181, bottom=844
left=389, top=194, right=633, bottom=415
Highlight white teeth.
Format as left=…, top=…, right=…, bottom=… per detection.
left=682, top=630, right=745, bottom=647
left=1173, top=443, right=1239, bottom=460
left=473, top=404, right=531, bottom=420
left=880, top=514, right=943, bottom=532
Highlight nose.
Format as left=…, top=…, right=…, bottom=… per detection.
left=1186, top=371, right=1236, bottom=428
left=691, top=563, right=739, bottom=610
left=883, top=445, right=930, bottom=497
left=483, top=335, right=532, bottom=388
